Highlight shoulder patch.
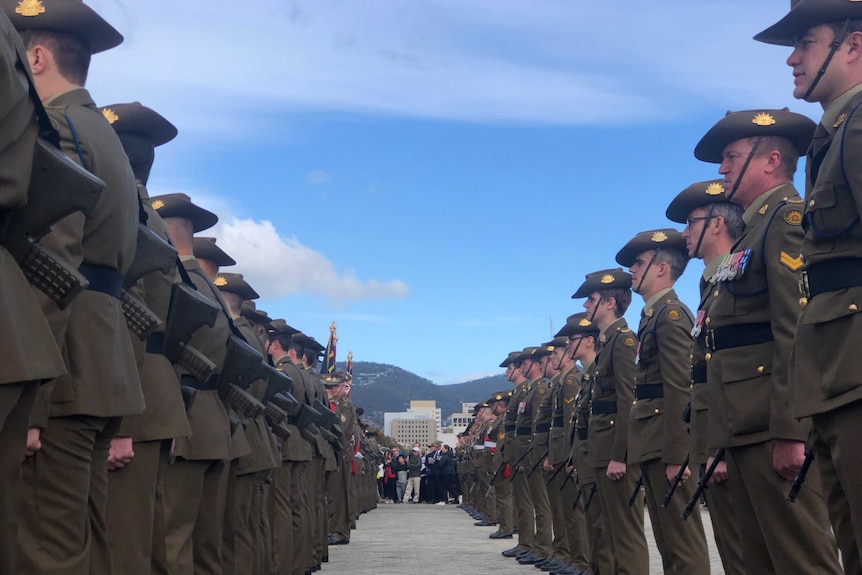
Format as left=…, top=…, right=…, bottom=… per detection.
left=666, top=309, right=681, bottom=321
left=498, top=431, right=505, bottom=440
left=538, top=387, right=546, bottom=395
left=784, top=209, right=803, bottom=226
left=623, top=336, right=636, bottom=347
left=780, top=251, right=804, bottom=271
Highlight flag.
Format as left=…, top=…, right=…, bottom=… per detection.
left=320, top=321, right=337, bottom=375
left=345, top=350, right=353, bottom=396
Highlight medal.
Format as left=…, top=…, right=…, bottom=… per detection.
left=692, top=310, right=706, bottom=338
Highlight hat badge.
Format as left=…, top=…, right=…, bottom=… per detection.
left=151, top=199, right=165, bottom=210
left=101, top=108, right=119, bottom=124
left=578, top=318, right=591, bottom=327
left=600, top=274, right=615, bottom=284
left=651, top=231, right=668, bottom=243
left=752, top=113, right=776, bottom=127
left=214, top=276, right=228, bottom=287
left=705, top=182, right=724, bottom=196
left=15, top=0, right=45, bottom=17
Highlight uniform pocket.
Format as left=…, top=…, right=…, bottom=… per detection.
left=719, top=343, right=772, bottom=437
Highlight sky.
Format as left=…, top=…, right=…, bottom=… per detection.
left=81, top=0, right=819, bottom=384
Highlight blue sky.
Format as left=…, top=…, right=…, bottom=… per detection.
left=85, top=0, right=818, bottom=384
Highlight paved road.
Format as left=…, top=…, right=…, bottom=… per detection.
left=327, top=502, right=726, bottom=574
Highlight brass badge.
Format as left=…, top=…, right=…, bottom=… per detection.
left=752, top=113, right=776, bottom=126
left=646, top=308, right=654, bottom=318
left=151, top=199, right=165, bottom=210
left=498, top=432, right=505, bottom=440
left=214, top=276, right=228, bottom=287
left=578, top=318, right=591, bottom=327
left=666, top=309, right=681, bottom=321
left=15, top=0, right=45, bottom=17
left=758, top=204, right=769, bottom=215
left=784, top=209, right=803, bottom=225
left=101, top=108, right=119, bottom=124
left=623, top=336, right=636, bottom=347
left=341, top=414, right=347, bottom=423
left=538, top=388, right=546, bottom=395
left=705, top=182, right=724, bottom=196
left=834, top=113, right=847, bottom=128
left=564, top=397, right=575, bottom=404
left=652, top=231, right=668, bottom=243
left=600, top=274, right=615, bottom=284
left=779, top=251, right=804, bottom=271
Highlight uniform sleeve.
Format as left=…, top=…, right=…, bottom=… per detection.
left=612, top=335, right=637, bottom=462
left=657, top=305, right=695, bottom=464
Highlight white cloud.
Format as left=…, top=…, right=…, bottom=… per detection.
left=212, top=217, right=410, bottom=304
left=306, top=169, right=332, bottom=185
left=444, top=371, right=504, bottom=385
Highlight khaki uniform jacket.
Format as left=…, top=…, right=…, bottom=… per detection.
left=690, top=272, right=717, bottom=465
left=703, top=184, right=809, bottom=449
left=334, top=394, right=357, bottom=465
left=0, top=17, right=65, bottom=386
left=44, top=88, right=142, bottom=419
left=513, top=376, right=549, bottom=467
left=490, top=415, right=506, bottom=470
left=794, top=89, right=862, bottom=416
left=483, top=416, right=498, bottom=468
left=533, top=373, right=559, bottom=463
left=502, top=383, right=527, bottom=464
left=118, top=184, right=190, bottom=442
left=473, top=419, right=491, bottom=469
left=572, top=367, right=595, bottom=484
left=629, top=289, right=693, bottom=466
left=172, top=258, right=232, bottom=461
left=588, top=317, right=637, bottom=467
left=307, top=369, right=338, bottom=472
left=274, top=355, right=313, bottom=462
left=549, top=366, right=580, bottom=467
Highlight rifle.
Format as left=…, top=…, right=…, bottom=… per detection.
left=162, top=283, right=220, bottom=381
left=571, top=487, right=583, bottom=509
left=545, top=460, right=567, bottom=486
left=509, top=444, right=535, bottom=477
left=2, top=138, right=104, bottom=308
left=787, top=450, right=814, bottom=503
left=583, top=483, right=597, bottom=511
left=526, top=447, right=550, bottom=478
left=628, top=476, right=644, bottom=508
left=121, top=224, right=178, bottom=340
left=485, top=460, right=507, bottom=497
left=259, top=364, right=299, bottom=442
left=313, top=397, right=344, bottom=439
left=217, top=335, right=268, bottom=419
left=662, top=453, right=690, bottom=507
left=682, top=448, right=724, bottom=520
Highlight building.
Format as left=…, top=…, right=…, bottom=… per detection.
left=408, top=400, right=442, bottom=433
left=450, top=402, right=478, bottom=436
left=383, top=412, right=425, bottom=438
left=391, top=417, right=437, bottom=448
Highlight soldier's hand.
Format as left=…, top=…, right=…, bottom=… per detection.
left=108, top=437, right=135, bottom=471
left=707, top=459, right=728, bottom=484
left=606, top=459, right=626, bottom=481
left=25, top=427, right=41, bottom=457
left=542, top=458, right=554, bottom=472
left=666, top=464, right=691, bottom=485
left=773, top=439, right=806, bottom=482
left=565, top=465, right=576, bottom=477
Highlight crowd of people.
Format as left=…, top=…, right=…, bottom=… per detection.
left=377, top=442, right=461, bottom=505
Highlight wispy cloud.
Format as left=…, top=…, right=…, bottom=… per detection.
left=306, top=169, right=332, bottom=185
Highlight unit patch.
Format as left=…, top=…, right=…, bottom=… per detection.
left=666, top=309, right=681, bottom=321
left=623, top=336, right=636, bottom=347
left=784, top=210, right=803, bottom=225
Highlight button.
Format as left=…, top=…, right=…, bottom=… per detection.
left=799, top=297, right=808, bottom=308
left=809, top=200, right=815, bottom=207
left=757, top=366, right=765, bottom=374
left=632, top=400, right=637, bottom=405
left=609, top=420, right=614, bottom=425
left=851, top=304, right=859, bottom=311
left=689, top=384, right=694, bottom=391
left=705, top=353, right=712, bottom=361
left=705, top=317, right=711, bottom=325
left=714, top=290, right=719, bottom=298
left=654, top=408, right=660, bottom=414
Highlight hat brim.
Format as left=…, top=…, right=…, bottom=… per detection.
left=754, top=1, right=849, bottom=47
left=103, top=103, right=178, bottom=147
left=694, top=110, right=816, bottom=163
left=5, top=1, right=123, bottom=54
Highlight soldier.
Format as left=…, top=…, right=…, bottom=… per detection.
left=325, top=371, right=358, bottom=546
left=757, top=4, right=862, bottom=569
left=572, top=268, right=649, bottom=575
left=154, top=193, right=234, bottom=575
left=472, top=403, right=497, bottom=525
left=693, top=109, right=842, bottom=573
left=5, top=3, right=145, bottom=572
left=0, top=10, right=67, bottom=573
left=666, top=180, right=745, bottom=574
left=100, top=102, right=193, bottom=575
left=486, top=388, right=514, bottom=540
left=615, top=228, right=711, bottom=573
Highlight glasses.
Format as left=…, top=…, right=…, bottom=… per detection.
left=686, top=215, right=714, bottom=227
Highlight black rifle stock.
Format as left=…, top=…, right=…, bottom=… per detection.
left=662, top=453, right=690, bottom=507
left=526, top=447, right=550, bottom=478
left=628, top=476, right=644, bottom=508
left=584, top=483, right=597, bottom=511
left=788, top=450, right=814, bottom=503
left=163, top=283, right=219, bottom=380
left=571, top=487, right=583, bottom=509
left=120, top=226, right=178, bottom=339
left=509, top=444, right=534, bottom=477
left=545, top=461, right=566, bottom=486
left=682, top=448, right=725, bottom=520
left=485, top=461, right=507, bottom=497
left=218, top=335, right=269, bottom=418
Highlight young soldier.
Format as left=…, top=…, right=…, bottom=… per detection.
left=572, top=268, right=649, bottom=575
left=666, top=180, right=746, bottom=574
left=615, top=228, right=710, bottom=573
left=693, top=108, right=842, bottom=573
left=757, top=4, right=862, bottom=568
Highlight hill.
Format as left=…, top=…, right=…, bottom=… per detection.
left=335, top=361, right=509, bottom=427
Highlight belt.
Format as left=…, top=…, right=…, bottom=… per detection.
left=78, top=263, right=123, bottom=299
left=504, top=424, right=516, bottom=432
left=590, top=400, right=617, bottom=414
left=535, top=422, right=550, bottom=433
left=146, top=332, right=165, bottom=354
left=180, top=374, right=218, bottom=391
left=576, top=428, right=588, bottom=441
left=691, top=363, right=707, bottom=384
left=552, top=416, right=564, bottom=427
left=704, top=323, right=773, bottom=352
left=800, top=258, right=862, bottom=300
left=635, top=383, right=664, bottom=400
left=516, top=427, right=532, bottom=436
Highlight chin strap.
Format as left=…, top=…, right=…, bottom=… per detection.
left=634, top=250, right=659, bottom=295
left=804, top=19, right=852, bottom=101
left=690, top=206, right=715, bottom=260
left=726, top=137, right=762, bottom=202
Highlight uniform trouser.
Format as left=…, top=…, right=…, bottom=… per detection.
left=813, top=400, right=862, bottom=575
left=329, top=459, right=352, bottom=541
left=594, top=465, right=649, bottom=575
left=0, top=381, right=37, bottom=575
left=17, top=414, right=120, bottom=575
left=558, top=474, right=589, bottom=572
left=289, top=461, right=310, bottom=575
left=544, top=467, right=569, bottom=561
left=698, top=463, right=745, bottom=575
left=724, top=440, right=842, bottom=574
left=270, top=463, right=294, bottom=575
left=222, top=458, right=240, bottom=575
left=494, top=464, right=514, bottom=535
left=476, top=467, right=496, bottom=520
left=234, top=470, right=270, bottom=575
left=512, top=466, right=535, bottom=551
left=308, top=458, right=325, bottom=568
left=106, top=439, right=161, bottom=575
left=403, top=476, right=421, bottom=502
left=639, top=458, right=709, bottom=574
left=581, top=479, right=616, bottom=575
left=526, top=465, right=553, bottom=557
